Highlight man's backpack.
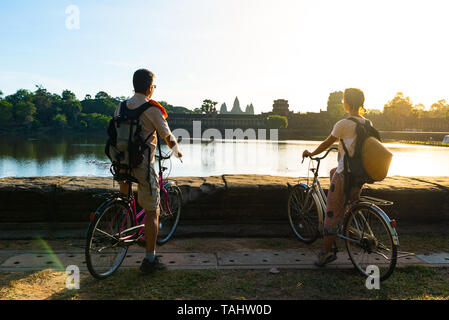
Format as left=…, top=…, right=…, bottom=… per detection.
left=105, top=101, right=155, bottom=180
left=341, top=117, right=393, bottom=197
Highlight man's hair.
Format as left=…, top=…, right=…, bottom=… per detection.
left=133, top=69, right=154, bottom=94
left=344, top=88, right=365, bottom=111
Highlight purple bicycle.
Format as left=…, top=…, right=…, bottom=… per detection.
left=85, top=150, right=182, bottom=279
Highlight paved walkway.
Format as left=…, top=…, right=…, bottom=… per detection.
left=1, top=247, right=448, bottom=272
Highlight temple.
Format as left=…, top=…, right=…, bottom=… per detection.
left=220, top=97, right=254, bottom=115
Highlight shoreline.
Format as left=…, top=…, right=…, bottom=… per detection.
left=1, top=131, right=448, bottom=147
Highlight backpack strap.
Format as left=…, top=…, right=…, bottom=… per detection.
left=347, top=116, right=382, bottom=142
left=120, top=101, right=155, bottom=120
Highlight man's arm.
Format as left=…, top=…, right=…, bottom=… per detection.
left=164, top=134, right=182, bottom=158
left=144, top=108, right=183, bottom=158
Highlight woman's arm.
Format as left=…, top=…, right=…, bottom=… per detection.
left=302, top=135, right=338, bottom=160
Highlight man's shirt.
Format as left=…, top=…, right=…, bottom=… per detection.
left=114, top=93, right=172, bottom=165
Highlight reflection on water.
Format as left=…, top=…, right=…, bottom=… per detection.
left=0, top=134, right=448, bottom=178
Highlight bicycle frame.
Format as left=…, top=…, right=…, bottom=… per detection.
left=100, top=151, right=177, bottom=244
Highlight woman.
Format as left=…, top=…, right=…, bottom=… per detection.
left=302, top=88, right=371, bottom=267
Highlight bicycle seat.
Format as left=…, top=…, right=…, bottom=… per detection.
left=113, top=173, right=139, bottom=184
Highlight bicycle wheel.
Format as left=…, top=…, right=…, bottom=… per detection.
left=343, top=203, right=397, bottom=281
left=157, top=184, right=182, bottom=245
left=287, top=184, right=320, bottom=244
left=85, top=199, right=133, bottom=279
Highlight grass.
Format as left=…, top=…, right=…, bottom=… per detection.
left=0, top=231, right=448, bottom=300
left=0, top=266, right=448, bottom=300
left=397, top=233, right=449, bottom=254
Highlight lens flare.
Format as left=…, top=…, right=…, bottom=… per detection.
left=35, top=237, right=65, bottom=271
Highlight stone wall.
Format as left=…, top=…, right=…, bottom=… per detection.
left=0, top=176, right=448, bottom=231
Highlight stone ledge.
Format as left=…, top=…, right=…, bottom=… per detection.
left=0, top=176, right=448, bottom=226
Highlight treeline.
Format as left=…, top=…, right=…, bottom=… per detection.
left=327, top=91, right=449, bottom=120
left=326, top=91, right=449, bottom=130
left=0, top=86, right=193, bottom=132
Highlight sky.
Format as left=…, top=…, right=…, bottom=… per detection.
left=1, top=0, right=449, bottom=114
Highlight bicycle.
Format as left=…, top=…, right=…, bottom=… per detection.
left=287, top=147, right=399, bottom=281
left=85, top=149, right=182, bottom=279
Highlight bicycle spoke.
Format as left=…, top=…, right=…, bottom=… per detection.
left=288, top=185, right=320, bottom=243
left=86, top=200, right=131, bottom=279
left=94, top=228, right=117, bottom=241
left=371, top=250, right=391, bottom=260
left=344, top=205, right=397, bottom=281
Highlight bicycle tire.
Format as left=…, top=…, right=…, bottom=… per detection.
left=343, top=203, right=397, bottom=281
left=85, top=199, right=132, bottom=279
left=287, top=184, right=320, bottom=244
left=157, top=185, right=182, bottom=245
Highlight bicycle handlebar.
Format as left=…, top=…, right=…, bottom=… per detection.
left=310, top=147, right=338, bottom=161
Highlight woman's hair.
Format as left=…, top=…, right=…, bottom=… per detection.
left=344, top=88, right=366, bottom=114
left=133, top=69, right=154, bottom=94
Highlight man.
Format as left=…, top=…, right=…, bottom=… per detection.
left=116, top=68, right=182, bottom=273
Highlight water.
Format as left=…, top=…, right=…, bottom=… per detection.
left=0, top=135, right=448, bottom=178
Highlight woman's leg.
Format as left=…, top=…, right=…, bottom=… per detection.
left=322, top=171, right=345, bottom=253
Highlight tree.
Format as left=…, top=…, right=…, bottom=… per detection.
left=61, top=90, right=81, bottom=125
left=327, top=91, right=345, bottom=119
left=33, top=85, right=57, bottom=126
left=85, top=113, right=111, bottom=129
left=0, top=90, right=3, bottom=100
left=81, top=97, right=116, bottom=116
left=0, top=100, right=13, bottom=125
left=429, top=99, right=449, bottom=118
left=200, top=99, right=218, bottom=114
left=13, top=101, right=36, bottom=126
left=267, top=115, right=288, bottom=129
left=95, top=91, right=111, bottom=100
left=52, top=113, right=68, bottom=129
left=383, top=92, right=414, bottom=118
left=6, top=89, right=33, bottom=106
left=62, top=90, right=76, bottom=101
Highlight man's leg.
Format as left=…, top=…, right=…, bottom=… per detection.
left=140, top=206, right=166, bottom=272
left=120, top=183, right=130, bottom=195
left=145, top=208, right=160, bottom=254
left=134, top=165, right=166, bottom=272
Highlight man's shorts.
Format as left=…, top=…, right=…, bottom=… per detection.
left=132, top=164, right=160, bottom=212
left=120, top=164, right=160, bottom=212
left=324, top=168, right=361, bottom=236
